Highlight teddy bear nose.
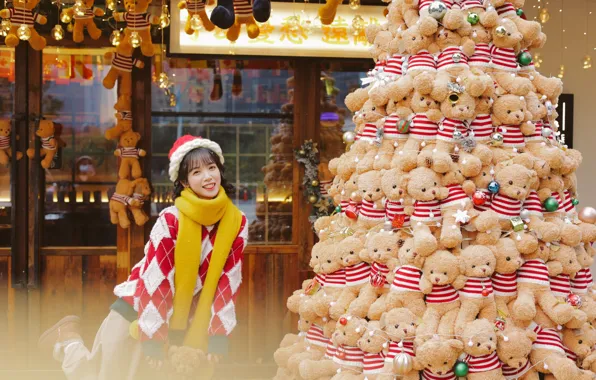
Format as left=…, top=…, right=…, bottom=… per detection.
left=487, top=344, right=492, bottom=351
left=434, top=277, right=440, bottom=283
left=403, top=328, right=408, bottom=333
left=517, top=190, right=521, bottom=195
left=426, top=101, right=431, bottom=106
left=518, top=361, right=523, bottom=367
left=432, top=190, right=436, bottom=195
left=482, top=268, right=486, bottom=273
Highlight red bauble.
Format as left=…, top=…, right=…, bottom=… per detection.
left=370, top=273, right=386, bottom=288
left=473, top=191, right=487, bottom=206
left=392, top=214, right=406, bottom=229
left=567, top=293, right=582, bottom=308
left=344, top=205, right=358, bottom=220
left=339, top=317, right=348, bottom=326
left=337, top=351, right=346, bottom=359
left=481, top=288, right=490, bottom=297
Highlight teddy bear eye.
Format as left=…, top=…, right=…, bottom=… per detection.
left=428, top=364, right=432, bottom=367
left=477, top=342, right=481, bottom=347
left=430, top=270, right=434, bottom=274
left=452, top=104, right=456, bottom=108
left=406, top=248, right=410, bottom=252
left=579, top=340, right=583, bottom=344
left=435, top=101, right=439, bottom=105
left=570, top=260, right=572, bottom=264
left=403, top=96, right=407, bottom=101
left=363, top=189, right=367, bottom=192
left=372, top=107, right=376, bottom=111
left=507, top=110, right=511, bottom=114
left=387, top=248, right=391, bottom=252
left=472, top=265, right=476, bottom=268
left=367, top=339, right=371, bottom=343
left=443, top=361, right=447, bottom=365
left=376, top=188, right=380, bottom=192
left=374, top=249, right=378, bottom=253
left=486, top=262, right=490, bottom=266
left=489, top=337, right=493, bottom=341
left=393, top=185, right=397, bottom=189
left=343, top=331, right=346, bottom=335
left=482, top=172, right=486, bottom=176
left=421, top=188, right=426, bottom=192
left=509, top=356, right=513, bottom=360
left=412, top=37, right=416, bottom=41
left=523, top=185, right=526, bottom=189
left=507, top=32, right=511, bottom=36
left=434, top=182, right=437, bottom=186
left=443, top=272, right=447, bottom=275
left=420, top=97, right=425, bottom=101
left=327, top=260, right=331, bottom=263
left=506, top=257, right=511, bottom=261
left=509, top=181, right=513, bottom=185
left=395, top=324, right=399, bottom=328
left=350, top=251, right=354, bottom=254
left=315, top=255, right=319, bottom=259
left=548, top=176, right=551, bottom=180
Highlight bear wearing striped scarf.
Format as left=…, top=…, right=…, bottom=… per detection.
left=495, top=322, right=538, bottom=380
left=378, top=308, right=422, bottom=379
left=562, top=323, right=596, bottom=374
left=460, top=318, right=504, bottom=379
left=491, top=0, right=541, bottom=46
left=114, top=130, right=146, bottom=180
left=415, top=337, right=464, bottom=380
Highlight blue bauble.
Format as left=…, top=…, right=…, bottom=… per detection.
left=488, top=181, right=500, bottom=194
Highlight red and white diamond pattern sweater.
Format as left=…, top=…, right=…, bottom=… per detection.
left=571, top=268, right=594, bottom=294
left=391, top=265, right=422, bottom=293
left=462, top=351, right=502, bottom=373
left=113, top=206, right=248, bottom=346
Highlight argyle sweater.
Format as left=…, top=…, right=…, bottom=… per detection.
left=112, top=206, right=248, bottom=357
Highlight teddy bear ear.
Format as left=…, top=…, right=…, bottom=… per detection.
left=525, top=330, right=537, bottom=342
left=458, top=256, right=467, bottom=273
left=379, top=312, right=386, bottom=329
left=447, top=339, right=464, bottom=352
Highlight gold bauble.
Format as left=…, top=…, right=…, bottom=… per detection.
left=579, top=207, right=596, bottom=224
left=308, top=195, right=318, bottom=204
left=110, top=30, right=122, bottom=46
left=343, top=131, right=356, bottom=144
left=129, top=31, right=142, bottom=48
left=60, top=11, right=72, bottom=23
left=349, top=0, right=360, bottom=10
left=539, top=8, right=550, bottom=24
left=17, top=25, right=31, bottom=40
left=495, top=26, right=507, bottom=37
left=52, top=24, right=64, bottom=40
left=393, top=352, right=413, bottom=375
left=311, top=180, right=320, bottom=187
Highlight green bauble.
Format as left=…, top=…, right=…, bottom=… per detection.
left=518, top=51, right=533, bottom=66
left=544, top=197, right=560, bottom=212
left=454, top=362, right=469, bottom=377
left=335, top=205, right=342, bottom=213
left=572, top=198, right=580, bottom=206
left=517, top=8, right=524, bottom=17
left=467, top=12, right=479, bottom=25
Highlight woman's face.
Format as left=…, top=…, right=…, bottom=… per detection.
left=185, top=161, right=221, bottom=199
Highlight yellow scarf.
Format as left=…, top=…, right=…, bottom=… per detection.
left=171, top=187, right=242, bottom=350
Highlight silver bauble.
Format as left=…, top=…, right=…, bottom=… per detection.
left=428, top=1, right=448, bottom=20
left=393, top=352, right=413, bottom=375
left=579, top=207, right=596, bottom=224
left=343, top=131, right=356, bottom=144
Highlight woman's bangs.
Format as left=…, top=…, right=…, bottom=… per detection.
left=184, top=148, right=216, bottom=173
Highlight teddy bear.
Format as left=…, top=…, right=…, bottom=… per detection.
left=522, top=176, right=562, bottom=243
left=223, top=0, right=260, bottom=42
left=61, top=0, right=104, bottom=43
left=455, top=0, right=499, bottom=28
left=285, top=316, right=334, bottom=376
left=0, top=118, right=22, bottom=165
left=490, top=238, right=523, bottom=317
left=496, top=323, right=539, bottom=380
left=114, top=130, right=146, bottom=180
left=356, top=320, right=394, bottom=380
left=485, top=19, right=533, bottom=97
left=113, top=0, right=159, bottom=57
left=0, top=0, right=47, bottom=50
left=379, top=308, right=421, bottom=380
left=356, top=170, right=387, bottom=230
left=491, top=0, right=542, bottom=46
left=398, top=24, right=440, bottom=96
left=178, top=0, right=215, bottom=36
left=454, top=245, right=498, bottom=335
left=411, top=0, right=470, bottom=35
left=381, top=167, right=412, bottom=229
left=468, top=23, right=493, bottom=70
left=517, top=45, right=564, bottom=100
left=102, top=51, right=145, bottom=112
left=355, top=105, right=388, bottom=175
left=460, top=318, right=504, bottom=379
left=348, top=229, right=400, bottom=319
left=400, top=0, right=440, bottom=35
left=416, top=250, right=466, bottom=343
left=374, top=95, right=413, bottom=171
left=402, top=167, right=448, bottom=256
left=562, top=323, right=596, bottom=373
left=512, top=241, right=582, bottom=327
left=489, top=94, right=535, bottom=164
left=167, top=345, right=213, bottom=380
left=109, top=178, right=142, bottom=229
left=415, top=338, right=464, bottom=379
left=523, top=92, right=565, bottom=169
left=128, top=177, right=151, bottom=226
left=299, top=315, right=366, bottom=380
left=274, top=318, right=309, bottom=369
left=393, top=92, right=449, bottom=173
left=26, top=119, right=66, bottom=169
left=317, top=0, right=342, bottom=25
left=340, top=173, right=362, bottom=219
left=385, top=237, right=426, bottom=318
left=104, top=111, right=133, bottom=140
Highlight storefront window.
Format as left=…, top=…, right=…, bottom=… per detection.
left=0, top=48, right=15, bottom=247
left=41, top=48, right=119, bottom=246
left=151, top=59, right=294, bottom=244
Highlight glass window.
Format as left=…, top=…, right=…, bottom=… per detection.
left=151, top=58, right=294, bottom=244
left=41, top=48, right=119, bottom=246
left=0, top=48, right=15, bottom=247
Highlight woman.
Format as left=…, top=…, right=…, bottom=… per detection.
left=38, top=135, right=248, bottom=379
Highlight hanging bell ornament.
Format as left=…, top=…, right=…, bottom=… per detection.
left=158, top=72, right=170, bottom=89
left=309, top=195, right=318, bottom=204
left=0, top=19, right=11, bottom=36
left=567, top=293, right=583, bottom=308
left=454, top=361, right=469, bottom=377
left=60, top=10, right=73, bottom=23
left=52, top=24, right=64, bottom=41
left=520, top=209, right=531, bottom=220
left=159, top=5, right=171, bottom=28
left=311, top=179, right=320, bottom=187
left=339, top=317, right=348, bottom=325
left=481, top=288, right=490, bottom=297
left=472, top=191, right=487, bottom=206
left=517, top=51, right=533, bottom=67
left=428, top=1, right=448, bottom=20
left=17, top=24, right=31, bottom=40
left=467, top=12, right=479, bottom=25
left=129, top=31, right=142, bottom=48
left=490, top=132, right=504, bottom=146
left=190, top=14, right=203, bottom=31
left=393, top=352, right=413, bottom=375
left=452, top=129, right=463, bottom=140
left=495, top=26, right=507, bottom=37
left=335, top=205, right=342, bottom=213
left=110, top=30, right=122, bottom=46
left=487, top=181, right=500, bottom=194
left=543, top=197, right=559, bottom=212
left=106, top=0, right=116, bottom=11
left=349, top=0, right=360, bottom=10
left=579, top=207, right=596, bottom=224
left=343, top=131, right=356, bottom=144
left=539, top=7, right=550, bottom=24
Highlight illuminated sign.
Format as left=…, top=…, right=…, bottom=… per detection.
left=169, top=2, right=381, bottom=58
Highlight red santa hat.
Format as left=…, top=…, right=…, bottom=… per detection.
left=168, top=135, right=225, bottom=182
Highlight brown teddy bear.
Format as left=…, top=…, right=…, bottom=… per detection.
left=492, top=0, right=542, bottom=46
left=517, top=44, right=564, bottom=100
left=415, top=338, right=463, bottom=379
left=109, top=178, right=142, bottom=229
left=129, top=177, right=151, bottom=226
left=454, top=245, right=498, bottom=335
left=167, top=345, right=213, bottom=380
left=386, top=236, right=426, bottom=318
left=26, top=119, right=66, bottom=169
left=102, top=52, right=145, bottom=111
left=356, top=320, right=393, bottom=379
left=373, top=94, right=413, bottom=171
left=356, top=170, right=386, bottom=230
left=114, top=130, right=146, bottom=180
left=0, top=118, right=22, bottom=165
left=225, top=0, right=260, bottom=42
left=460, top=318, right=504, bottom=379
left=562, top=323, right=596, bottom=373
left=105, top=111, right=133, bottom=140
left=340, top=173, right=362, bottom=219
left=523, top=92, right=565, bottom=169
left=61, top=0, right=104, bottom=43
left=381, top=167, right=413, bottom=229
left=416, top=250, right=466, bottom=343
left=379, top=307, right=421, bottom=380
left=522, top=176, right=561, bottom=243
left=496, top=323, right=538, bottom=380
left=491, top=238, right=523, bottom=317
left=0, top=0, right=47, bottom=50
left=490, top=94, right=535, bottom=163
left=355, top=103, right=388, bottom=175
left=178, top=0, right=215, bottom=36
left=398, top=24, right=439, bottom=96
left=113, top=0, right=159, bottom=57
left=307, top=243, right=346, bottom=321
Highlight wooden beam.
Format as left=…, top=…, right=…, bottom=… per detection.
left=40, top=247, right=117, bottom=256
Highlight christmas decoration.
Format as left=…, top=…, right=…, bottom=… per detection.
left=295, top=140, right=335, bottom=220
left=393, top=352, right=413, bottom=374
left=487, top=180, right=500, bottom=194
left=454, top=361, right=469, bottom=377
left=517, top=51, right=533, bottom=67
left=454, top=209, right=470, bottom=224
left=543, top=196, right=560, bottom=212
left=539, top=7, right=550, bottom=24
left=579, top=207, right=596, bottom=224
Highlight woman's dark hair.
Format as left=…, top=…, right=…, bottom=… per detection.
left=173, top=147, right=235, bottom=199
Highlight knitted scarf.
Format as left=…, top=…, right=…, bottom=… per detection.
left=171, top=187, right=242, bottom=350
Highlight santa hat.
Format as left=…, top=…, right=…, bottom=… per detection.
left=168, top=135, right=225, bottom=182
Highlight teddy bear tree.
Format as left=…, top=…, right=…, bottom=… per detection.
left=275, top=1, right=596, bottom=380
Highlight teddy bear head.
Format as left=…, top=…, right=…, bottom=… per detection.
left=386, top=92, right=413, bottom=119
left=458, top=245, right=496, bottom=278
left=398, top=237, right=425, bottom=269
left=576, top=244, right=594, bottom=269
left=344, top=172, right=360, bottom=201
left=399, top=24, right=435, bottom=55
left=318, top=242, right=343, bottom=274
left=470, top=23, right=491, bottom=44
left=435, top=27, right=463, bottom=50
left=366, top=230, right=399, bottom=264
left=119, top=130, right=141, bottom=148
left=332, top=315, right=366, bottom=347
left=124, top=0, right=152, bottom=13
left=442, top=161, right=466, bottom=188
left=539, top=172, right=564, bottom=196
left=550, top=243, right=581, bottom=276
left=355, top=100, right=386, bottom=124
left=524, top=92, right=548, bottom=121
left=404, top=167, right=449, bottom=202
left=309, top=241, right=327, bottom=272
left=369, top=29, right=394, bottom=62
left=491, top=94, right=531, bottom=126
left=36, top=119, right=56, bottom=138
left=463, top=318, right=498, bottom=356
left=469, top=166, right=495, bottom=190
left=524, top=241, right=551, bottom=262
left=13, top=0, right=40, bottom=10
left=494, top=164, right=535, bottom=200
left=0, top=119, right=11, bottom=137
left=314, top=215, right=333, bottom=240
left=357, top=321, right=389, bottom=354
left=358, top=170, right=385, bottom=203
left=474, top=92, right=494, bottom=115
left=379, top=307, right=418, bottom=342
left=410, top=91, right=440, bottom=114
left=297, top=317, right=313, bottom=333
left=562, top=323, right=595, bottom=360
left=422, top=250, right=461, bottom=286
left=416, top=338, right=464, bottom=375
left=494, top=238, right=524, bottom=274
left=440, top=91, right=476, bottom=121
left=496, top=324, right=536, bottom=370
left=491, top=19, right=523, bottom=49
left=381, top=168, right=407, bottom=201
left=131, top=177, right=151, bottom=198
left=338, top=236, right=366, bottom=267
